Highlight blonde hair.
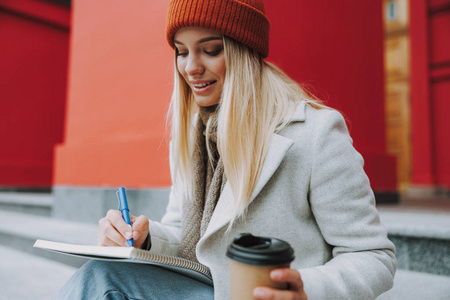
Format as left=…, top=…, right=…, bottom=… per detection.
left=168, top=36, right=325, bottom=226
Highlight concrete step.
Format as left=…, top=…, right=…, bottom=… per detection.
left=377, top=269, right=450, bottom=299
left=378, top=208, right=450, bottom=276
left=0, top=192, right=53, bottom=217
left=1, top=203, right=449, bottom=276
left=0, top=244, right=77, bottom=300
left=0, top=206, right=449, bottom=299
left=0, top=245, right=449, bottom=300
left=0, top=210, right=97, bottom=268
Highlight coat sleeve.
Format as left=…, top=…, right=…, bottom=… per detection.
left=299, top=109, right=396, bottom=299
left=147, top=185, right=182, bottom=256
left=147, top=143, right=183, bottom=256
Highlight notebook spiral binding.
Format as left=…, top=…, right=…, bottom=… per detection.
left=134, top=250, right=212, bottom=280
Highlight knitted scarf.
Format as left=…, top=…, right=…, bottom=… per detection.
left=178, top=106, right=227, bottom=261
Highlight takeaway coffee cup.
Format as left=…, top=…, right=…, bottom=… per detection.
left=226, top=233, right=295, bottom=300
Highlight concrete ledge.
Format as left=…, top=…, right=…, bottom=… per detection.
left=0, top=245, right=77, bottom=300
left=379, top=209, right=450, bottom=239
left=0, top=210, right=97, bottom=267
left=389, top=235, right=450, bottom=276
left=379, top=209, right=450, bottom=276
left=405, top=186, right=449, bottom=199
left=53, top=186, right=170, bottom=224
left=377, top=269, right=450, bottom=300
left=374, top=191, right=399, bottom=205
left=0, top=192, right=53, bottom=217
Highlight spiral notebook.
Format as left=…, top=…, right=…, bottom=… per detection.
left=33, top=239, right=213, bottom=286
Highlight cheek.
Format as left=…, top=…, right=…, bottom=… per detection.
left=217, top=60, right=226, bottom=81
left=177, top=62, right=190, bottom=83
left=220, top=66, right=226, bottom=80
left=177, top=61, right=185, bottom=76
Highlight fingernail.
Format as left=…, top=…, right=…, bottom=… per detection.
left=125, top=232, right=132, bottom=239
left=253, top=288, right=265, bottom=298
left=270, top=271, right=283, bottom=279
left=124, top=241, right=129, bottom=247
left=133, top=231, right=139, bottom=238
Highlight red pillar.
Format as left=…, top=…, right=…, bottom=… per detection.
left=409, top=0, right=435, bottom=186
left=408, top=0, right=450, bottom=190
left=0, top=0, right=70, bottom=188
left=266, top=0, right=397, bottom=193
left=53, top=0, right=172, bottom=188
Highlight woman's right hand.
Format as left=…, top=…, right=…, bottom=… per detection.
left=98, top=209, right=149, bottom=249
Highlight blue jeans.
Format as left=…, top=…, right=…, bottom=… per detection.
left=56, top=260, right=214, bottom=300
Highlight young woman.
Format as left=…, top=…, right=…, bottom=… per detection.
left=58, top=1, right=396, bottom=299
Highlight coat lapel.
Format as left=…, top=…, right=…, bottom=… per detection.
left=199, top=101, right=307, bottom=241
left=199, top=133, right=294, bottom=242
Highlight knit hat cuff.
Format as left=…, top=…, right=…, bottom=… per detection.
left=166, top=0, right=270, bottom=57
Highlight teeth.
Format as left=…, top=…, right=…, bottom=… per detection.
left=193, top=81, right=214, bottom=88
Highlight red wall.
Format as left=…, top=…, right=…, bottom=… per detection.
left=410, top=0, right=450, bottom=189
left=4, top=0, right=448, bottom=193
left=53, top=0, right=396, bottom=192
left=266, top=0, right=396, bottom=191
left=0, top=0, right=70, bottom=187
left=429, top=3, right=450, bottom=188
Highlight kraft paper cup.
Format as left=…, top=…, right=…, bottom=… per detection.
left=226, top=233, right=295, bottom=300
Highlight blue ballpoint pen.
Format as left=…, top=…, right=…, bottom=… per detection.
left=117, top=187, right=134, bottom=247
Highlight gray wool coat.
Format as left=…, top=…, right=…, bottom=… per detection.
left=148, top=101, right=396, bottom=299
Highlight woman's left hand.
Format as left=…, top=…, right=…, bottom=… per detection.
left=253, top=268, right=307, bottom=300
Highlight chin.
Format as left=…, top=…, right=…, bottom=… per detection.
left=195, top=98, right=220, bottom=107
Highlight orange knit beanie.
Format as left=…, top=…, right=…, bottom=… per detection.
left=166, top=0, right=270, bottom=58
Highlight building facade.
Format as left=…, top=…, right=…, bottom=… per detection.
left=1, top=0, right=449, bottom=220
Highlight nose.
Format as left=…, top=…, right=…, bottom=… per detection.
left=185, top=54, right=204, bottom=76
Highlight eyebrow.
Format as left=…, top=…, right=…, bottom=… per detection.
left=173, top=36, right=222, bottom=45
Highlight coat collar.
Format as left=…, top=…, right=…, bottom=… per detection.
left=198, top=101, right=306, bottom=243
left=291, top=100, right=307, bottom=122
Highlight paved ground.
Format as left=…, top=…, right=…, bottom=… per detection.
left=0, top=245, right=77, bottom=300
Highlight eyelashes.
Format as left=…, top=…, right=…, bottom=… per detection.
left=176, top=48, right=224, bottom=57
left=204, top=48, right=223, bottom=56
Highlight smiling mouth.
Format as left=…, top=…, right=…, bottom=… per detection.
left=193, top=81, right=217, bottom=89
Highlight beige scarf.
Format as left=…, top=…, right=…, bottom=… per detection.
left=179, top=106, right=227, bottom=261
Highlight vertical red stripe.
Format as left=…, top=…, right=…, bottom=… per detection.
left=410, top=0, right=435, bottom=184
